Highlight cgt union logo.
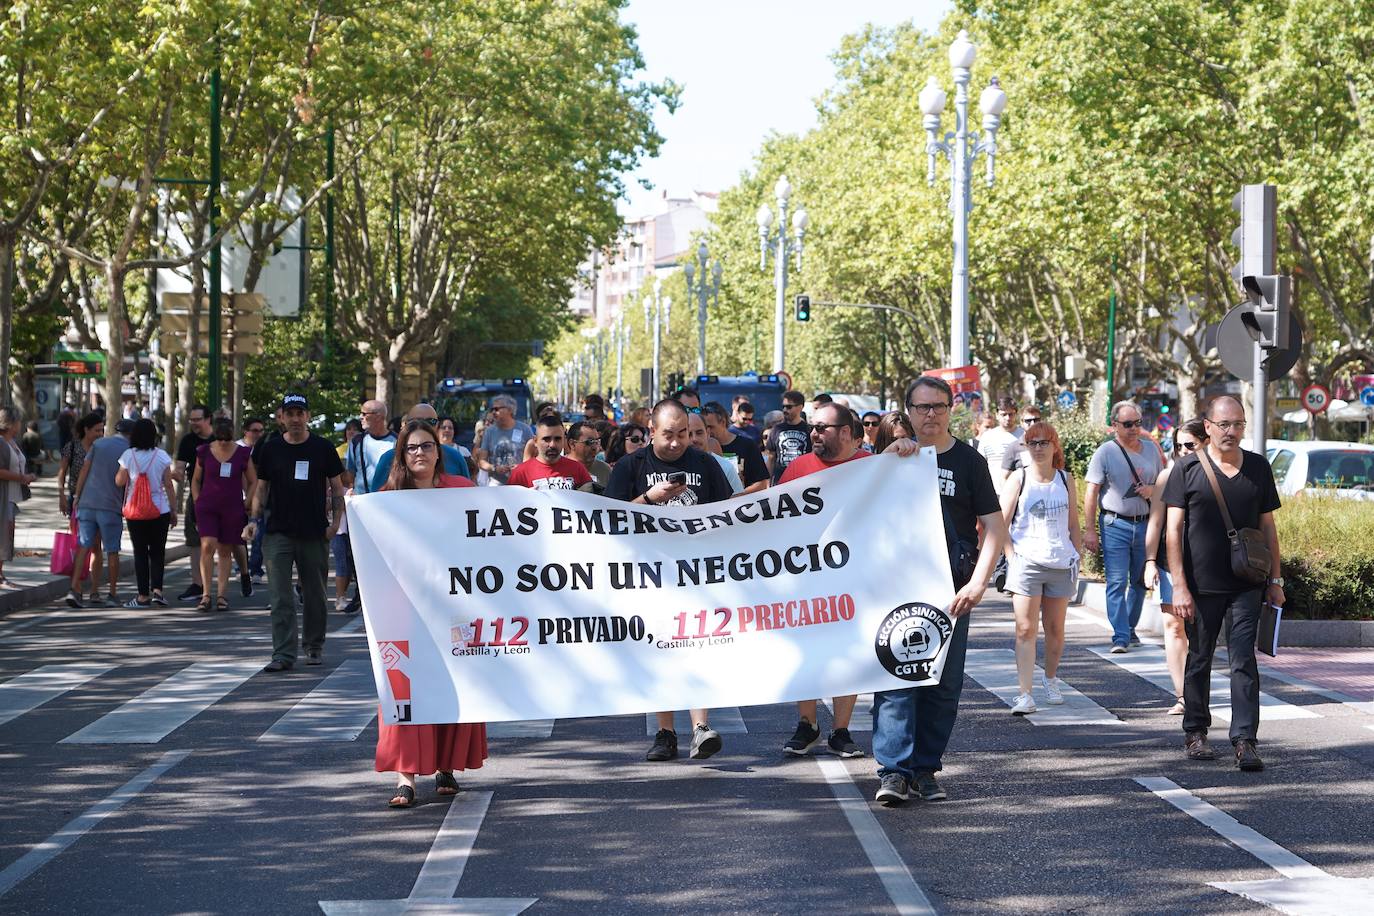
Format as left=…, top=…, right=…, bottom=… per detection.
left=377, top=640, right=412, bottom=723
left=874, top=603, right=953, bottom=684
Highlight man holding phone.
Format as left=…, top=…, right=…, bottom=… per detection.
left=1082, top=402, right=1165, bottom=653
left=605, top=399, right=733, bottom=762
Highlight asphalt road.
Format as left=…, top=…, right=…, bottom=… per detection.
left=1, top=557, right=1371, bottom=915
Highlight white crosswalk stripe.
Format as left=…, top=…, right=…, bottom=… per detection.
left=965, top=649, right=1122, bottom=725
left=61, top=661, right=262, bottom=744
left=646, top=707, right=748, bottom=736
left=487, top=720, right=556, bottom=738
left=259, top=659, right=378, bottom=741
left=0, top=663, right=115, bottom=727
left=824, top=695, right=875, bottom=732
left=1087, top=645, right=1320, bottom=721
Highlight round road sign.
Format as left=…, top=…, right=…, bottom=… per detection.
left=1056, top=390, right=1077, bottom=410
left=1361, top=386, right=1374, bottom=408
left=1302, top=384, right=1331, bottom=415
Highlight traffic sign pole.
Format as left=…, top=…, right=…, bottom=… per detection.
left=1251, top=341, right=1267, bottom=453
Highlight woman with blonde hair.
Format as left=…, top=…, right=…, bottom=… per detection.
left=1000, top=420, right=1082, bottom=715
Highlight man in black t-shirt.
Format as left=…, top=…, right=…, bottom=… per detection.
left=605, top=399, right=731, bottom=762
left=245, top=394, right=346, bottom=672
left=172, top=404, right=213, bottom=601
left=873, top=376, right=1006, bottom=807
left=701, top=401, right=769, bottom=494
left=1164, top=395, right=1283, bottom=772
left=765, top=390, right=812, bottom=485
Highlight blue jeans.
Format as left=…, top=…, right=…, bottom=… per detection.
left=1101, top=514, right=1146, bottom=646
left=872, top=613, right=971, bottom=779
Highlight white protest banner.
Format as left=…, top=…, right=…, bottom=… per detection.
left=347, top=451, right=956, bottom=725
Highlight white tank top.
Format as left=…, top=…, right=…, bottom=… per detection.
left=1008, top=469, right=1078, bottom=568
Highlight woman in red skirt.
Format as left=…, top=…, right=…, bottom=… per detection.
left=375, top=419, right=488, bottom=808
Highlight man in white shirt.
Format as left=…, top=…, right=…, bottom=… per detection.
left=976, top=396, right=1023, bottom=489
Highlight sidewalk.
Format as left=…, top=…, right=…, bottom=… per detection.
left=3, top=476, right=191, bottom=616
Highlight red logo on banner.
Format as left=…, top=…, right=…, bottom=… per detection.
left=378, top=640, right=412, bottom=722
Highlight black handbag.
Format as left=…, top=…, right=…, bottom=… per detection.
left=1196, top=450, right=1271, bottom=586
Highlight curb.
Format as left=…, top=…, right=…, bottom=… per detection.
left=1071, top=577, right=1369, bottom=648
left=0, top=546, right=193, bottom=620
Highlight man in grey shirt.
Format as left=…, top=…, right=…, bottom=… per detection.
left=474, top=394, right=533, bottom=485
left=1083, top=402, right=1166, bottom=652
left=69, top=419, right=134, bottom=607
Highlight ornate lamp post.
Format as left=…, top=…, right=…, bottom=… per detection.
left=756, top=175, right=807, bottom=372
left=919, top=29, right=1008, bottom=368
left=642, top=277, right=671, bottom=399
left=684, top=241, right=723, bottom=376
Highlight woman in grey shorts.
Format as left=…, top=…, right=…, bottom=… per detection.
left=999, top=420, right=1083, bottom=715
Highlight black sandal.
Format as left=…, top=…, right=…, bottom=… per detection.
left=195, top=596, right=213, bottom=613
left=216, top=596, right=229, bottom=612
left=388, top=785, right=416, bottom=808
left=435, top=772, right=460, bottom=795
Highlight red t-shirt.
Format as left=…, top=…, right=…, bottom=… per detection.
left=439, top=473, right=474, bottom=489
left=506, top=456, right=592, bottom=491
left=778, top=448, right=871, bottom=484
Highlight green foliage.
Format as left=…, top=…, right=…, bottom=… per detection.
left=1048, top=408, right=1112, bottom=477
left=1275, top=497, right=1374, bottom=620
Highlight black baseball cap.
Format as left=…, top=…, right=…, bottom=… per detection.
left=280, top=393, right=309, bottom=411
left=114, top=419, right=136, bottom=434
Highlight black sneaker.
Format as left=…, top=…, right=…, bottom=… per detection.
left=783, top=719, right=822, bottom=756
left=645, top=728, right=678, bottom=761
left=263, top=659, right=293, bottom=673
left=875, top=773, right=909, bottom=806
left=343, top=594, right=362, bottom=614
left=64, top=590, right=83, bottom=609
left=305, top=650, right=323, bottom=666
left=911, top=771, right=947, bottom=801
left=1129, top=631, right=1143, bottom=646
left=689, top=723, right=722, bottom=759
left=827, top=728, right=866, bottom=758
left=178, top=584, right=204, bottom=603
left=241, top=573, right=254, bottom=597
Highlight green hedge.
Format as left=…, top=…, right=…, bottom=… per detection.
left=1275, top=497, right=1374, bottom=620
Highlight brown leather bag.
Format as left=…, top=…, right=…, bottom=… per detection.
left=1196, top=450, right=1271, bottom=586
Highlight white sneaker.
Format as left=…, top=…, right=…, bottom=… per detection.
left=1042, top=677, right=1067, bottom=705
left=335, top=597, right=348, bottom=612
left=1011, top=693, right=1037, bottom=716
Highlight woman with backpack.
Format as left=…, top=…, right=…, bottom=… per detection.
left=191, top=417, right=257, bottom=612
left=114, top=419, right=176, bottom=608
left=999, top=420, right=1083, bottom=715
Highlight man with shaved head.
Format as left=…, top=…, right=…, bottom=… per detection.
left=605, top=398, right=733, bottom=763
left=1164, top=395, right=1283, bottom=772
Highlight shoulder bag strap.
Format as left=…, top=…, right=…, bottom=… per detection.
left=1114, top=439, right=1145, bottom=489
left=1195, top=450, right=1238, bottom=537
left=1010, top=468, right=1027, bottom=525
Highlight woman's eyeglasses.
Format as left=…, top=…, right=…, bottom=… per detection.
left=1026, top=438, right=1052, bottom=448
left=404, top=442, right=437, bottom=455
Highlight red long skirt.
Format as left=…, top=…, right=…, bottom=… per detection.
left=374, top=707, right=488, bottom=775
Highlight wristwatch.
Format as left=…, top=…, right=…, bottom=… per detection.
left=1268, top=577, right=1285, bottom=587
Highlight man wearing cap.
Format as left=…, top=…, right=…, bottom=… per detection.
left=474, top=394, right=532, bottom=485
left=245, top=394, right=346, bottom=671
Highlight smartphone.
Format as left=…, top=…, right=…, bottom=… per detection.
left=667, top=471, right=687, bottom=485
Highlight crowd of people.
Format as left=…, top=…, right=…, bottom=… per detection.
left=18, top=378, right=1285, bottom=807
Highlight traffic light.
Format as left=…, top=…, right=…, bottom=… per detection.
left=1231, top=184, right=1290, bottom=351
left=794, top=294, right=811, bottom=322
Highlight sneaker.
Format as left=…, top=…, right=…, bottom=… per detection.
left=178, top=584, right=204, bottom=603
left=827, top=728, right=865, bottom=758
left=783, top=719, right=822, bottom=756
left=64, top=590, right=83, bottom=609
left=1185, top=731, right=1217, bottom=760
left=335, top=597, right=349, bottom=613
left=263, top=659, right=293, bottom=673
left=875, top=773, right=910, bottom=806
left=1129, top=631, right=1142, bottom=646
left=1168, top=698, right=1186, bottom=716
left=1109, top=643, right=1129, bottom=654
left=1011, top=693, right=1037, bottom=716
left=124, top=596, right=151, bottom=608
left=689, top=723, right=722, bottom=759
left=1235, top=739, right=1264, bottom=772
left=101, top=593, right=119, bottom=608
left=241, top=573, right=254, bottom=597
left=251, top=573, right=266, bottom=585
left=344, top=595, right=362, bottom=614
left=151, top=593, right=168, bottom=607
left=305, top=650, right=323, bottom=666
left=911, top=771, right=947, bottom=801
left=1042, top=676, right=1066, bottom=706
left=645, top=728, right=678, bottom=762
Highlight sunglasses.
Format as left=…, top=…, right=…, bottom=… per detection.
left=810, top=422, right=846, bottom=433
left=862, top=420, right=880, bottom=427
left=1116, top=419, right=1141, bottom=429
left=625, top=434, right=646, bottom=443
left=1022, top=417, right=1039, bottom=425
left=577, top=438, right=600, bottom=446
left=1177, top=440, right=1199, bottom=451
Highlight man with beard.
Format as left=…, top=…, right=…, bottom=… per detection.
left=605, top=399, right=732, bottom=761
left=507, top=416, right=593, bottom=491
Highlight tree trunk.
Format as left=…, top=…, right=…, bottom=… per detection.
left=0, top=232, right=13, bottom=406
left=371, top=353, right=393, bottom=411
left=103, top=263, right=127, bottom=417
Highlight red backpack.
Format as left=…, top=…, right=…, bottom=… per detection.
left=122, top=452, right=161, bottom=521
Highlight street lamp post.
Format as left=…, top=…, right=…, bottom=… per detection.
left=612, top=311, right=631, bottom=411
left=642, top=277, right=671, bottom=399
left=756, top=176, right=808, bottom=373
left=684, top=241, right=723, bottom=375
left=919, top=29, right=1008, bottom=369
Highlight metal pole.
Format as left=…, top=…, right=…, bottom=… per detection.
left=208, top=66, right=222, bottom=411
left=1106, top=249, right=1118, bottom=415
left=614, top=320, right=624, bottom=405
left=323, top=123, right=335, bottom=366
left=596, top=337, right=604, bottom=395
left=1252, top=344, right=1268, bottom=454
left=949, top=65, right=971, bottom=368
left=697, top=278, right=707, bottom=376
left=652, top=295, right=661, bottom=400
left=880, top=309, right=888, bottom=408
left=773, top=199, right=789, bottom=373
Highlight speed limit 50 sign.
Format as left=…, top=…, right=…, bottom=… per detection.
left=1302, top=383, right=1331, bottom=415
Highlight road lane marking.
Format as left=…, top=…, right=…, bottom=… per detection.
left=319, top=791, right=536, bottom=914
left=0, top=663, right=115, bottom=726
left=1251, top=665, right=1374, bottom=716
left=258, top=659, right=377, bottom=741
left=645, top=707, right=748, bottom=736
left=1135, top=776, right=1374, bottom=912
left=965, top=649, right=1121, bottom=725
left=1088, top=645, right=1319, bottom=722
left=816, top=757, right=937, bottom=915
left=486, top=720, right=555, bottom=738
left=336, top=614, right=367, bottom=635
left=0, top=749, right=190, bottom=898
left=824, top=694, right=875, bottom=732
left=60, top=661, right=262, bottom=744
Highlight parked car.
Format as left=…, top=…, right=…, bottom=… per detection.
left=1265, top=439, right=1374, bottom=501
